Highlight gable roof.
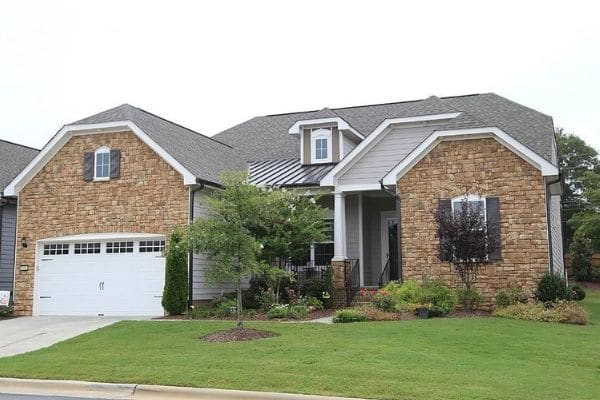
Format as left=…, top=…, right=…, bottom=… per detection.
left=74, top=104, right=246, bottom=185
left=215, top=93, right=555, bottom=164
left=0, top=140, right=39, bottom=195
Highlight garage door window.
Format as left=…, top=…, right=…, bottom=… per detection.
left=43, top=244, right=69, bottom=255
left=139, top=240, right=165, bottom=253
left=106, top=242, right=134, bottom=254
left=74, top=243, right=101, bottom=254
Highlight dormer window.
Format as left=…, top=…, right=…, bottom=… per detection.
left=311, top=128, right=332, bottom=164
left=94, top=147, right=111, bottom=180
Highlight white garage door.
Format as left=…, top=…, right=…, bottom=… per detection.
left=36, top=234, right=166, bottom=316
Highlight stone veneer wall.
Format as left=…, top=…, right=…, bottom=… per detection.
left=13, top=131, right=189, bottom=315
left=397, top=138, right=549, bottom=308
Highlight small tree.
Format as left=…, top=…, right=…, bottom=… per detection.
left=434, top=195, right=499, bottom=311
left=162, top=228, right=189, bottom=315
left=570, top=232, right=593, bottom=281
left=187, top=173, right=266, bottom=328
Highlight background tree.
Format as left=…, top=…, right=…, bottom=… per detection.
left=556, top=128, right=600, bottom=248
left=569, top=232, right=593, bottom=281
left=187, top=173, right=266, bottom=328
left=435, top=196, right=499, bottom=311
left=568, top=171, right=600, bottom=251
left=162, top=228, right=189, bottom=315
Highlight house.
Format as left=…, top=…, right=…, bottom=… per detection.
left=4, top=93, right=564, bottom=315
left=0, top=140, right=39, bottom=301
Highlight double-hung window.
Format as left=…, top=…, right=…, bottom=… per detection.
left=94, top=147, right=110, bottom=180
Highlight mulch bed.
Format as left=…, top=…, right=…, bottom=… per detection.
left=448, top=310, right=492, bottom=318
left=201, top=328, right=278, bottom=343
left=156, top=309, right=335, bottom=321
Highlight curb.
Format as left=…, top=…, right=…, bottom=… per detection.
left=0, top=377, right=135, bottom=398
left=0, top=377, right=368, bottom=400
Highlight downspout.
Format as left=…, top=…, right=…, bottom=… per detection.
left=188, top=179, right=205, bottom=307
left=379, top=179, right=403, bottom=282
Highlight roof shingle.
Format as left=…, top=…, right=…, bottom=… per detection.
left=0, top=140, right=39, bottom=194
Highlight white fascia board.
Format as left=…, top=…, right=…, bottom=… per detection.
left=381, top=127, right=559, bottom=185
left=335, top=183, right=382, bottom=192
left=4, top=121, right=197, bottom=195
left=288, top=117, right=364, bottom=140
left=320, top=112, right=462, bottom=187
left=38, top=232, right=166, bottom=243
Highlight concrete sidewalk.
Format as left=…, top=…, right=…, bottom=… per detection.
left=0, top=378, right=368, bottom=400
left=0, top=317, right=124, bottom=358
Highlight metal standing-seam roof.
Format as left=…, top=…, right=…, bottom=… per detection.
left=0, top=140, right=39, bottom=195
left=215, top=93, right=556, bottom=165
left=74, top=104, right=247, bottom=185
left=249, top=159, right=335, bottom=187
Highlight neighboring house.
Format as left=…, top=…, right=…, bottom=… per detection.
left=5, top=93, right=564, bottom=316
left=0, top=140, right=39, bottom=298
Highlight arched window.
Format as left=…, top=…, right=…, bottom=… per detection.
left=311, top=128, right=332, bottom=163
left=94, top=147, right=111, bottom=180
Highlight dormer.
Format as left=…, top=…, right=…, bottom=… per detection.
left=288, top=117, right=363, bottom=165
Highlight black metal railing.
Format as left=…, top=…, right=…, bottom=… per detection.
left=286, top=263, right=331, bottom=289
left=378, top=257, right=391, bottom=287
left=345, top=259, right=360, bottom=306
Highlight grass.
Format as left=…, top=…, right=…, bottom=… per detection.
left=0, top=292, right=599, bottom=400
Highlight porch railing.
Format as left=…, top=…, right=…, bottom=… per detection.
left=344, top=258, right=360, bottom=306
left=378, top=257, right=391, bottom=287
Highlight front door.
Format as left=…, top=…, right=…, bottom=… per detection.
left=381, top=211, right=399, bottom=281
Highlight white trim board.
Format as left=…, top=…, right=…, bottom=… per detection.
left=381, top=127, right=559, bottom=185
left=320, top=113, right=462, bottom=187
left=4, top=121, right=197, bottom=195
left=288, top=117, right=364, bottom=140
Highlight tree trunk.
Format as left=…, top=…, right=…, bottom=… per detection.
left=236, top=277, right=243, bottom=329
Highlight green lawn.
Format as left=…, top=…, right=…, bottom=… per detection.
left=1, top=292, right=599, bottom=400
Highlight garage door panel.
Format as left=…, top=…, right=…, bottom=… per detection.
left=36, top=238, right=165, bottom=316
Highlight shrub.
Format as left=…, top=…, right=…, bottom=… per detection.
left=495, top=287, right=528, bottom=308
left=300, top=296, right=324, bottom=310
left=162, top=229, right=189, bottom=315
left=428, top=305, right=447, bottom=318
left=455, top=287, right=482, bottom=310
left=0, top=306, right=14, bottom=318
left=258, top=289, right=277, bottom=310
left=333, top=309, right=368, bottom=323
left=391, top=279, right=424, bottom=304
left=212, top=298, right=237, bottom=317
left=494, top=301, right=589, bottom=325
left=266, top=304, right=308, bottom=320
left=299, top=271, right=333, bottom=309
left=371, top=290, right=395, bottom=312
left=534, top=272, right=571, bottom=303
left=422, top=278, right=456, bottom=313
left=570, top=285, right=586, bottom=301
left=354, top=305, right=399, bottom=321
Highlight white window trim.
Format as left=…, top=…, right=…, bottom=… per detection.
left=451, top=194, right=487, bottom=221
left=94, top=146, right=111, bottom=181
left=311, top=128, right=333, bottom=164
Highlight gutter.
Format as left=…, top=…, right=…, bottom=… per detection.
left=378, top=179, right=403, bottom=282
left=188, top=178, right=207, bottom=307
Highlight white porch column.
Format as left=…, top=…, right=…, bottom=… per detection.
left=332, top=191, right=346, bottom=261
left=358, top=192, right=364, bottom=286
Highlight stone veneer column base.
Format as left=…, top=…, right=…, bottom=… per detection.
left=331, top=260, right=347, bottom=309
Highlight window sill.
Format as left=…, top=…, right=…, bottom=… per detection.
left=93, top=177, right=110, bottom=182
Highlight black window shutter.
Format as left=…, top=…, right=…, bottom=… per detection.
left=486, top=197, right=502, bottom=260
left=83, top=152, right=94, bottom=181
left=109, top=150, right=121, bottom=178
left=438, top=199, right=452, bottom=262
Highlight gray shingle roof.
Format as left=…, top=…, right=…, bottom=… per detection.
left=215, top=93, right=555, bottom=164
left=0, top=140, right=39, bottom=194
left=74, top=104, right=247, bottom=185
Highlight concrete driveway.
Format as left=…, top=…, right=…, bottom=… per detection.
left=0, top=317, right=124, bottom=358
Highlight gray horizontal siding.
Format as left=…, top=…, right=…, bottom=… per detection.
left=345, top=194, right=359, bottom=260
left=191, top=189, right=240, bottom=301
left=339, top=125, right=434, bottom=185
left=0, top=204, right=17, bottom=292
left=550, top=195, right=564, bottom=276
left=343, top=136, right=358, bottom=158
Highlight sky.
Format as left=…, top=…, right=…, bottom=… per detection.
left=0, top=0, right=599, bottom=152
